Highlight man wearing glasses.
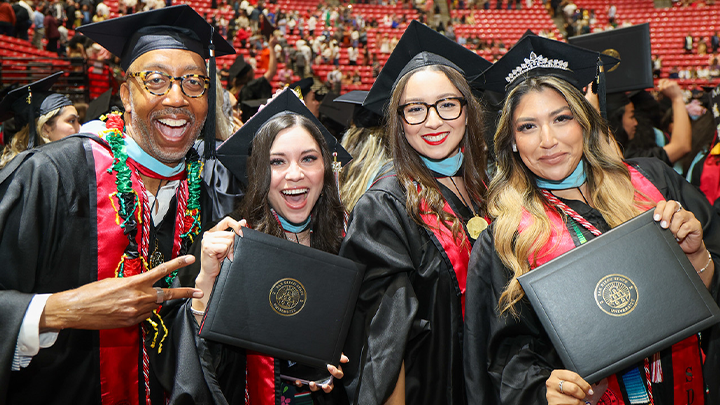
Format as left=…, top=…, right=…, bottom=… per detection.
left=0, top=5, right=235, bottom=404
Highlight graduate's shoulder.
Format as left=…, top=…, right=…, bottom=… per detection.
left=1, top=134, right=104, bottom=185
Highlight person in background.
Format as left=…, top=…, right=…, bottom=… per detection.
left=227, top=36, right=279, bottom=107
left=31, top=3, right=44, bottom=49
left=608, top=79, right=692, bottom=169
left=0, top=73, right=80, bottom=169
left=336, top=90, right=391, bottom=213
left=11, top=0, right=31, bottom=40
left=0, top=0, right=15, bottom=36
left=43, top=7, right=61, bottom=54
left=685, top=31, right=694, bottom=53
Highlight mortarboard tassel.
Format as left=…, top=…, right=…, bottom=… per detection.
left=595, top=57, right=607, bottom=121
left=26, top=86, right=36, bottom=150
left=204, top=27, right=217, bottom=161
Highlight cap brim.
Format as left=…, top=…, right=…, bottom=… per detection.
left=217, top=89, right=352, bottom=184
left=76, top=5, right=235, bottom=63
left=320, top=91, right=355, bottom=127
left=333, top=90, right=368, bottom=105
left=0, top=71, right=64, bottom=123
left=363, top=20, right=492, bottom=116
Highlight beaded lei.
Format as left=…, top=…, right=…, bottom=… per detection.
left=102, top=111, right=202, bottom=352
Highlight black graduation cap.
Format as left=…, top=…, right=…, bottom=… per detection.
left=363, top=20, right=492, bottom=116
left=76, top=5, right=235, bottom=71
left=520, top=29, right=537, bottom=40
left=606, top=92, right=631, bottom=115
left=319, top=91, right=354, bottom=128
left=479, top=35, right=619, bottom=94
left=229, top=55, right=252, bottom=82
left=76, top=5, right=236, bottom=161
left=289, top=78, right=315, bottom=99
left=334, top=91, right=383, bottom=128
left=216, top=88, right=352, bottom=184
left=568, top=23, right=653, bottom=93
left=240, top=97, right=269, bottom=123
left=85, top=89, right=113, bottom=122
left=260, top=13, right=276, bottom=40
left=0, top=71, right=71, bottom=149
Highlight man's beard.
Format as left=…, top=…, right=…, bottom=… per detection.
left=128, top=97, right=206, bottom=164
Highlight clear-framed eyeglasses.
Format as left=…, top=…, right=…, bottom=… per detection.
left=397, top=97, right=467, bottom=125
left=127, top=71, right=210, bottom=98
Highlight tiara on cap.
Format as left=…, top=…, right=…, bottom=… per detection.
left=505, top=52, right=571, bottom=84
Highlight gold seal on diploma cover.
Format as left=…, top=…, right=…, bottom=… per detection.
left=466, top=216, right=488, bottom=239
left=595, top=274, right=638, bottom=317
left=269, top=278, right=307, bottom=316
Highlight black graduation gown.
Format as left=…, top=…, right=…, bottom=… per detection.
left=339, top=174, right=472, bottom=405
left=464, top=158, right=720, bottom=405
left=195, top=139, right=245, bottom=224
left=0, top=135, right=208, bottom=404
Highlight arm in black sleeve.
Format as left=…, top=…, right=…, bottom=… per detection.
left=465, top=227, right=563, bottom=405
left=339, top=187, right=420, bottom=405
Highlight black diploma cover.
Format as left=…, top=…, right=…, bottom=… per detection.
left=518, top=209, right=720, bottom=382
left=199, top=228, right=365, bottom=370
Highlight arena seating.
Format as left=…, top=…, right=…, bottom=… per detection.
left=3, top=0, right=719, bottom=97
left=573, top=0, right=720, bottom=87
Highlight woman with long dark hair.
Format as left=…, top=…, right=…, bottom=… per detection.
left=339, top=21, right=491, bottom=405
left=153, top=90, right=351, bottom=405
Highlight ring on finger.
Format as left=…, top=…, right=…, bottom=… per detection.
left=675, top=201, right=683, bottom=213
left=559, top=380, right=565, bottom=394
left=154, top=287, right=165, bottom=304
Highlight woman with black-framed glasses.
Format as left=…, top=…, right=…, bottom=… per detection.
left=338, top=21, right=491, bottom=405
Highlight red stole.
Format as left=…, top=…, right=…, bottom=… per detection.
left=518, top=164, right=703, bottom=404
left=418, top=196, right=473, bottom=318
left=699, top=155, right=720, bottom=205
left=91, top=140, right=187, bottom=405
left=93, top=141, right=142, bottom=405
left=246, top=352, right=276, bottom=405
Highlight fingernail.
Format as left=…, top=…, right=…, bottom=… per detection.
left=661, top=220, right=668, bottom=228
left=589, top=388, right=594, bottom=395
left=654, top=214, right=660, bottom=221
left=192, top=290, right=203, bottom=298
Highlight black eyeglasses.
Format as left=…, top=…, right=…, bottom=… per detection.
left=128, top=71, right=210, bottom=98
left=397, top=97, right=467, bottom=125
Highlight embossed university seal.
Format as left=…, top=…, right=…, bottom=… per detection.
left=594, top=274, right=639, bottom=317
left=269, top=278, right=307, bottom=316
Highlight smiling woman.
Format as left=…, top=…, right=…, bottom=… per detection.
left=338, top=21, right=491, bottom=405
left=464, top=34, right=720, bottom=405
left=172, top=89, right=351, bottom=405
left=238, top=111, right=344, bottom=253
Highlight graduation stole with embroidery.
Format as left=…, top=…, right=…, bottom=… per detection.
left=92, top=111, right=203, bottom=405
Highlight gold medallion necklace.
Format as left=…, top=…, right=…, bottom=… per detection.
left=448, top=177, right=487, bottom=239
